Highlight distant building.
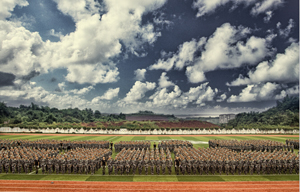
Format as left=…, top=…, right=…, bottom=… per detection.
left=219, top=114, right=236, bottom=124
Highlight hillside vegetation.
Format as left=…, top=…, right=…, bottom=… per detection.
left=224, top=96, right=299, bottom=130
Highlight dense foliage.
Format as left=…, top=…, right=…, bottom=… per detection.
left=224, top=96, right=299, bottom=130
left=0, top=102, right=125, bottom=127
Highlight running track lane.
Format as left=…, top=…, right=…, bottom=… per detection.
left=0, top=133, right=299, bottom=137
left=0, top=180, right=298, bottom=192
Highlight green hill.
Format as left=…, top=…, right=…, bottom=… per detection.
left=225, top=95, right=299, bottom=129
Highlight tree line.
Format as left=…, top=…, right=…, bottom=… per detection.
left=0, top=102, right=125, bottom=126
left=224, top=95, right=299, bottom=130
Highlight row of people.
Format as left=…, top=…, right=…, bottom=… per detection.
left=209, top=139, right=295, bottom=152
left=112, top=148, right=173, bottom=175
left=0, top=147, right=58, bottom=174
left=0, top=139, right=110, bottom=151
left=114, top=141, right=151, bottom=152
left=158, top=140, right=193, bottom=152
left=286, top=139, right=299, bottom=149
left=0, top=147, right=111, bottom=174
left=174, top=146, right=299, bottom=175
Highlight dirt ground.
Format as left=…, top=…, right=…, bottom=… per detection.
left=0, top=133, right=299, bottom=137
left=0, top=180, right=298, bottom=192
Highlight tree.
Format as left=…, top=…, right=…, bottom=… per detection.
left=0, top=102, right=10, bottom=117
left=94, top=110, right=101, bottom=118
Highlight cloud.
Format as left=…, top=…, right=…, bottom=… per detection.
left=92, top=88, right=120, bottom=102
left=277, top=19, right=295, bottom=38
left=0, top=72, right=15, bottom=87
left=148, top=85, right=182, bottom=107
left=0, top=0, right=29, bottom=20
left=53, top=0, right=101, bottom=22
left=187, top=23, right=272, bottom=83
left=0, top=20, right=46, bottom=81
left=227, top=82, right=281, bottom=102
left=275, top=85, right=299, bottom=99
left=263, top=11, right=273, bottom=23
left=0, top=82, right=114, bottom=110
left=192, top=0, right=283, bottom=17
left=149, top=38, right=206, bottom=71
left=147, top=82, right=218, bottom=108
left=55, top=82, right=66, bottom=92
left=65, top=64, right=119, bottom=85
left=216, top=93, right=227, bottom=102
left=49, top=29, right=63, bottom=38
left=251, top=0, right=284, bottom=15
left=123, top=81, right=156, bottom=102
left=228, top=42, right=299, bottom=86
left=158, top=72, right=174, bottom=88
left=0, top=0, right=168, bottom=85
left=70, top=85, right=94, bottom=95
left=134, top=69, right=147, bottom=81
left=150, top=23, right=273, bottom=83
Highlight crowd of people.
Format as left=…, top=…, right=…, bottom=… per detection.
left=209, top=139, right=295, bottom=152
left=0, top=139, right=110, bottom=151
left=286, top=139, right=299, bottom=149
left=114, top=141, right=151, bottom=152
left=158, top=140, right=193, bottom=152
left=0, top=139, right=299, bottom=175
left=113, top=148, right=172, bottom=175
left=174, top=146, right=299, bottom=175
left=0, top=147, right=59, bottom=174
left=0, top=146, right=111, bottom=174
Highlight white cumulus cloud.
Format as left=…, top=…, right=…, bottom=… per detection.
left=158, top=72, right=175, bottom=88
left=277, top=19, right=295, bottom=38
left=123, top=81, right=156, bottom=102
left=0, top=0, right=29, bottom=20
left=192, top=0, right=283, bottom=17
left=228, top=42, right=299, bottom=86
left=227, top=82, right=281, bottom=102
left=134, top=69, right=147, bottom=81
left=70, top=85, right=94, bottom=95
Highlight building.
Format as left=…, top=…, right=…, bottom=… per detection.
left=219, top=114, right=236, bottom=124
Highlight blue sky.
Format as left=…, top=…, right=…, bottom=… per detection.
left=0, top=0, right=298, bottom=115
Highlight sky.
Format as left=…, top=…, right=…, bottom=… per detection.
left=0, top=0, right=298, bottom=115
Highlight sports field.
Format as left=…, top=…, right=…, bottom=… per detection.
left=0, top=133, right=298, bottom=182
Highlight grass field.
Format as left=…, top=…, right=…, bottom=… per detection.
left=0, top=134, right=299, bottom=182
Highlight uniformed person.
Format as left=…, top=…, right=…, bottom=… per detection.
left=174, top=156, right=180, bottom=175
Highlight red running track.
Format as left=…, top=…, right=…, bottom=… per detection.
left=0, top=180, right=298, bottom=192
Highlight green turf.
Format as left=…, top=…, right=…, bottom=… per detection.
left=133, top=176, right=178, bottom=182
left=0, top=174, right=298, bottom=182
left=43, top=175, right=89, bottom=181
left=177, top=176, right=225, bottom=181
left=86, top=175, right=134, bottom=181
left=0, top=134, right=298, bottom=182
left=0, top=174, right=47, bottom=180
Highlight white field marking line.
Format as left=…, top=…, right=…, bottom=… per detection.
left=0, top=187, right=299, bottom=191
left=108, top=136, right=118, bottom=141
left=29, top=168, right=41, bottom=175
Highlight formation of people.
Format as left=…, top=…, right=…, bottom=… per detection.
left=209, top=139, right=295, bottom=152
left=0, top=147, right=59, bottom=174
left=0, top=139, right=110, bottom=151
left=286, top=139, right=299, bottom=149
left=174, top=146, right=299, bottom=175
left=113, top=148, right=172, bottom=175
left=114, top=141, right=151, bottom=152
left=0, top=147, right=111, bottom=174
left=158, top=140, right=193, bottom=152
left=0, top=139, right=299, bottom=175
